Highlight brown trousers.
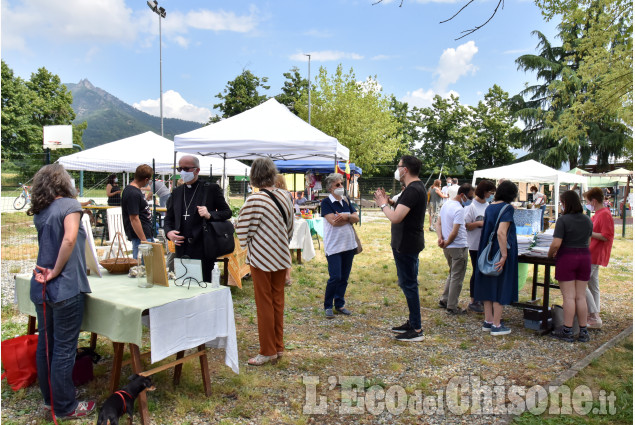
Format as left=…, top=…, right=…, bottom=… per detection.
left=250, top=266, right=286, bottom=356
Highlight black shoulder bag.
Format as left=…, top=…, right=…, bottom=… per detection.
left=201, top=183, right=235, bottom=259
left=260, top=189, right=289, bottom=228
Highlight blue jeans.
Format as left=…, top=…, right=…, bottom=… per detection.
left=393, top=248, right=422, bottom=330
left=132, top=237, right=154, bottom=260
left=35, top=293, right=85, bottom=416
left=324, top=249, right=356, bottom=309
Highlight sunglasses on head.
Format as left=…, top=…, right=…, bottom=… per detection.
left=177, top=166, right=197, bottom=172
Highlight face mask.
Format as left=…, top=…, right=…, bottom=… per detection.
left=394, top=167, right=404, bottom=181
left=486, top=194, right=494, bottom=203
left=585, top=203, right=595, bottom=212
left=114, top=178, right=118, bottom=183
left=334, top=187, right=345, bottom=197
left=180, top=170, right=195, bottom=183
left=461, top=197, right=472, bottom=207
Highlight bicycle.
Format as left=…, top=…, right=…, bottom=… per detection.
left=13, top=183, right=31, bottom=210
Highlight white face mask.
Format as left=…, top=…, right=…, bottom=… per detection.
left=394, top=167, right=404, bottom=182
left=334, top=187, right=345, bottom=197
left=114, top=178, right=118, bottom=183
left=585, top=203, right=595, bottom=212
left=180, top=170, right=195, bottom=183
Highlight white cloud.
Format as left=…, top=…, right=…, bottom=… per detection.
left=1, top=1, right=261, bottom=52
left=184, top=7, right=259, bottom=32
left=289, top=50, right=364, bottom=62
left=401, top=40, right=477, bottom=108
left=174, top=36, right=190, bottom=48
left=133, top=90, right=211, bottom=124
left=401, top=88, right=460, bottom=108
left=434, top=41, right=478, bottom=92
left=2, top=0, right=137, bottom=51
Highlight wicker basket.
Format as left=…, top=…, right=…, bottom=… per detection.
left=99, top=257, right=138, bottom=274
left=100, top=231, right=137, bottom=274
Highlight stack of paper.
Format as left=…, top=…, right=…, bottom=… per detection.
left=517, top=235, right=534, bottom=255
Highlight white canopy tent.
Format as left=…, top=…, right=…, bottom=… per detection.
left=57, top=131, right=250, bottom=176
left=472, top=159, right=588, bottom=220
left=174, top=98, right=349, bottom=164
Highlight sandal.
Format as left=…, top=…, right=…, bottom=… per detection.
left=248, top=354, right=278, bottom=366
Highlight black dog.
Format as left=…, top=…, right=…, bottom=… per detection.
left=96, top=374, right=156, bottom=425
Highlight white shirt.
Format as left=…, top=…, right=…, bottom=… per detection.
left=464, top=200, right=489, bottom=251
left=439, top=200, right=468, bottom=248
left=322, top=194, right=357, bottom=256
left=533, top=191, right=545, bottom=205
left=448, top=185, right=459, bottom=199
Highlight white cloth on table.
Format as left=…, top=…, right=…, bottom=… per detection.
left=289, top=218, right=316, bottom=261
left=149, top=286, right=239, bottom=374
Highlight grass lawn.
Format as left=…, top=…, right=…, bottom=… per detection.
left=1, top=211, right=632, bottom=424
left=513, top=336, right=633, bottom=425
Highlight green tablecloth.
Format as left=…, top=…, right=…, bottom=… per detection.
left=15, top=273, right=225, bottom=348
left=305, top=217, right=324, bottom=238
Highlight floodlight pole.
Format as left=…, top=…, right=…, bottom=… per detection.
left=147, top=1, right=166, bottom=136
left=305, top=54, right=311, bottom=125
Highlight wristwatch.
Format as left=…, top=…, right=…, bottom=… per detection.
left=380, top=203, right=388, bottom=209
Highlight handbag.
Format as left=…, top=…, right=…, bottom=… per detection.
left=1, top=334, right=38, bottom=391
left=201, top=183, right=235, bottom=259
left=477, top=204, right=510, bottom=277
left=344, top=196, right=362, bottom=255
left=72, top=347, right=101, bottom=386
left=353, top=227, right=363, bottom=255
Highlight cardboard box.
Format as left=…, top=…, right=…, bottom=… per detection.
left=523, top=307, right=551, bottom=321
left=524, top=318, right=552, bottom=331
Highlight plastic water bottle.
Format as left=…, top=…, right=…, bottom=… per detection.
left=211, top=264, right=220, bottom=288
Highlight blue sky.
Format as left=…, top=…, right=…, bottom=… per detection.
left=2, top=0, right=559, bottom=124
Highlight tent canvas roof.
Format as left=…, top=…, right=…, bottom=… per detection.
left=472, top=160, right=587, bottom=185
left=57, top=131, right=250, bottom=176
left=174, top=98, right=349, bottom=161
left=472, top=160, right=588, bottom=221
left=274, top=159, right=362, bottom=175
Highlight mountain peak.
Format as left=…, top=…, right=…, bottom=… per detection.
left=77, top=78, right=95, bottom=90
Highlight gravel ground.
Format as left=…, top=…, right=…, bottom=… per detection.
left=1, top=215, right=632, bottom=424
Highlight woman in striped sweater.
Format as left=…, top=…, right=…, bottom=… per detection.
left=237, top=158, right=294, bottom=366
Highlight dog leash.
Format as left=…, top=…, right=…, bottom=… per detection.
left=114, top=390, right=132, bottom=414
left=41, top=277, right=60, bottom=425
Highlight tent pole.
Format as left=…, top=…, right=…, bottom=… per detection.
left=244, top=168, right=248, bottom=202
left=152, top=159, right=157, bottom=237
left=554, top=177, right=560, bottom=222
left=223, top=153, right=227, bottom=200
left=173, top=152, right=177, bottom=183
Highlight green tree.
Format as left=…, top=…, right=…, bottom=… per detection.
left=1, top=61, right=83, bottom=162
left=1, top=61, right=39, bottom=159
left=513, top=18, right=632, bottom=170
left=390, top=95, right=417, bottom=157
left=470, top=85, right=521, bottom=169
left=275, top=66, right=308, bottom=115
left=295, top=65, right=400, bottom=174
left=412, top=94, right=474, bottom=175
left=212, top=69, right=270, bottom=120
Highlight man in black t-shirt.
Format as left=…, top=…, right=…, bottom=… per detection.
left=374, top=155, right=427, bottom=342
left=121, top=164, right=154, bottom=259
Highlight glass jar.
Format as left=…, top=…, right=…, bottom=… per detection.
left=137, top=244, right=153, bottom=288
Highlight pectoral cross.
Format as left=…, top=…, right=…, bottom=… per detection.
left=183, top=210, right=190, bottom=221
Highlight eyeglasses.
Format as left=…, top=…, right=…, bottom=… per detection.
left=177, top=166, right=197, bottom=172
